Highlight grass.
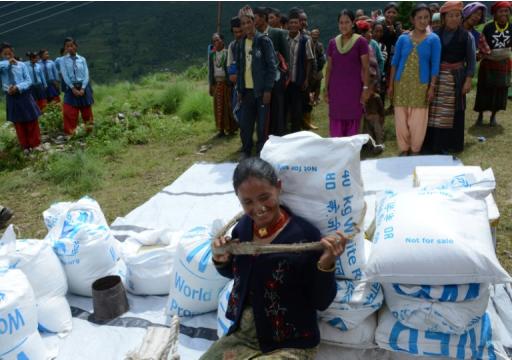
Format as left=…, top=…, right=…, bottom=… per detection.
left=0, top=73, right=510, bottom=274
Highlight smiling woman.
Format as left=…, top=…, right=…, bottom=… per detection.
left=201, top=157, right=347, bottom=360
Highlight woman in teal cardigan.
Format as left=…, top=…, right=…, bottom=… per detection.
left=388, top=3, right=441, bottom=156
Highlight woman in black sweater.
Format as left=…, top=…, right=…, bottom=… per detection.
left=201, top=157, right=345, bottom=359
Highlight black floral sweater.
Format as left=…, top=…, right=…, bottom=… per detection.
left=215, top=211, right=337, bottom=353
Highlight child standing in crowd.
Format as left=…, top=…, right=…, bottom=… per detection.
left=25, top=51, right=48, bottom=111
left=0, top=43, right=42, bottom=153
left=54, top=47, right=68, bottom=93
left=209, top=33, right=237, bottom=138
left=39, top=49, right=60, bottom=103
left=60, top=37, right=94, bottom=135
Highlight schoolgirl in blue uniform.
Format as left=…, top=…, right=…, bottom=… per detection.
left=54, top=47, right=67, bottom=93
left=0, top=43, right=41, bottom=151
left=38, top=48, right=60, bottom=103
left=25, top=51, right=48, bottom=111
left=60, top=37, right=94, bottom=135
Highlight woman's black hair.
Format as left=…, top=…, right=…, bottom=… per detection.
left=384, top=2, right=399, bottom=13
left=233, top=157, right=279, bottom=193
left=372, top=21, right=384, bottom=30
left=0, top=42, right=13, bottom=52
left=338, top=9, right=355, bottom=23
left=63, top=37, right=77, bottom=48
left=38, top=48, right=48, bottom=57
left=288, top=10, right=301, bottom=20
left=280, top=14, right=288, bottom=26
left=411, top=3, right=431, bottom=18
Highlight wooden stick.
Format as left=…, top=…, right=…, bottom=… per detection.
left=212, top=203, right=367, bottom=256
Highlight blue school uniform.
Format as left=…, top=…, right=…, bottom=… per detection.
left=0, top=60, right=41, bottom=123
left=39, top=59, right=60, bottom=98
left=61, top=53, right=93, bottom=107
left=54, top=56, right=67, bottom=92
left=24, top=61, right=47, bottom=101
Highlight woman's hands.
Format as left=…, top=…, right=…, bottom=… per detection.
left=387, top=84, right=394, bottom=100
left=318, top=231, right=347, bottom=270
left=427, top=85, right=435, bottom=103
left=212, top=235, right=236, bottom=264
left=462, top=77, right=472, bottom=95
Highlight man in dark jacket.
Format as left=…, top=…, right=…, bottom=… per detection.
left=286, top=11, right=315, bottom=133
left=254, top=6, right=289, bottom=136
left=236, top=5, right=277, bottom=160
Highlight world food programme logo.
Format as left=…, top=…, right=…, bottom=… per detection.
left=183, top=226, right=213, bottom=274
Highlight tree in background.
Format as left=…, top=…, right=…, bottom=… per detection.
left=397, top=1, right=415, bottom=30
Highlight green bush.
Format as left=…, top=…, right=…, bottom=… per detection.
left=178, top=91, right=212, bottom=122
left=157, top=82, right=188, bottom=114
left=39, top=103, right=63, bottom=137
left=45, top=150, right=104, bottom=196
left=0, top=124, right=24, bottom=170
left=127, top=125, right=151, bottom=145
left=183, top=65, right=208, bottom=81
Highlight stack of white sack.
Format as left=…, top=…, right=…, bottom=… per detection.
left=9, top=238, right=72, bottom=335
left=365, top=172, right=512, bottom=358
left=261, top=131, right=370, bottom=281
left=44, top=196, right=123, bottom=297
left=319, top=239, right=383, bottom=348
left=167, top=222, right=229, bottom=317
left=0, top=226, right=51, bottom=360
left=120, top=228, right=182, bottom=295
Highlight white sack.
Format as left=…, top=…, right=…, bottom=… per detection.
left=317, top=343, right=386, bottom=360
left=121, top=229, right=181, bottom=295
left=376, top=303, right=510, bottom=359
left=10, top=239, right=72, bottom=335
left=319, top=313, right=377, bottom=349
left=217, top=280, right=234, bottom=338
left=45, top=197, right=122, bottom=296
left=492, top=283, right=512, bottom=347
left=0, top=269, right=49, bottom=360
left=261, top=131, right=369, bottom=280
left=319, top=280, right=383, bottom=331
left=382, top=283, right=490, bottom=335
left=365, top=187, right=511, bottom=285
left=167, top=224, right=229, bottom=316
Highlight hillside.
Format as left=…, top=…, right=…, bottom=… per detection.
left=2, top=1, right=385, bottom=83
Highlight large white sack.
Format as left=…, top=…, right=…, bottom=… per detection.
left=167, top=224, right=229, bottom=317
left=317, top=343, right=386, bottom=360
left=45, top=197, right=122, bottom=296
left=0, top=269, right=50, bottom=360
left=261, top=131, right=369, bottom=280
left=319, top=313, right=377, bottom=349
left=9, top=239, right=72, bottom=335
left=492, top=283, right=512, bottom=347
left=217, top=280, right=234, bottom=338
left=365, top=187, right=511, bottom=285
left=121, top=229, right=181, bottom=295
left=376, top=303, right=510, bottom=359
left=319, top=280, right=383, bottom=331
left=382, top=283, right=490, bottom=335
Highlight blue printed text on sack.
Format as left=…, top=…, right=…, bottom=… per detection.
left=0, top=308, right=25, bottom=335
left=174, top=272, right=212, bottom=302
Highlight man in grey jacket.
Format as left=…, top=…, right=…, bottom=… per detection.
left=236, top=5, right=277, bottom=160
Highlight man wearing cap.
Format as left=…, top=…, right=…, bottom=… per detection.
left=235, top=5, right=277, bottom=160
left=254, top=6, right=289, bottom=136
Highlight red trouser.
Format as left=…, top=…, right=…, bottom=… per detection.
left=14, top=121, right=41, bottom=149
left=63, top=103, right=94, bottom=135
left=49, top=96, right=61, bottom=103
left=36, top=99, right=48, bottom=112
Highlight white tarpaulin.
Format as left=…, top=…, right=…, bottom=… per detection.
left=40, top=157, right=511, bottom=359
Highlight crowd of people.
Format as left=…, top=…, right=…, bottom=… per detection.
left=208, top=1, right=512, bottom=158
left=0, top=37, right=94, bottom=154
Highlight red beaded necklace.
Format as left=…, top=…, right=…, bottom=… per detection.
left=253, top=209, right=289, bottom=238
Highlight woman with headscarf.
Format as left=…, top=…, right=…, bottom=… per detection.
left=462, top=2, right=487, bottom=47
left=474, top=1, right=512, bottom=126
left=424, top=1, right=476, bottom=154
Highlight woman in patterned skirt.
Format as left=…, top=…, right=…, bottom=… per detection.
left=424, top=1, right=476, bottom=154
